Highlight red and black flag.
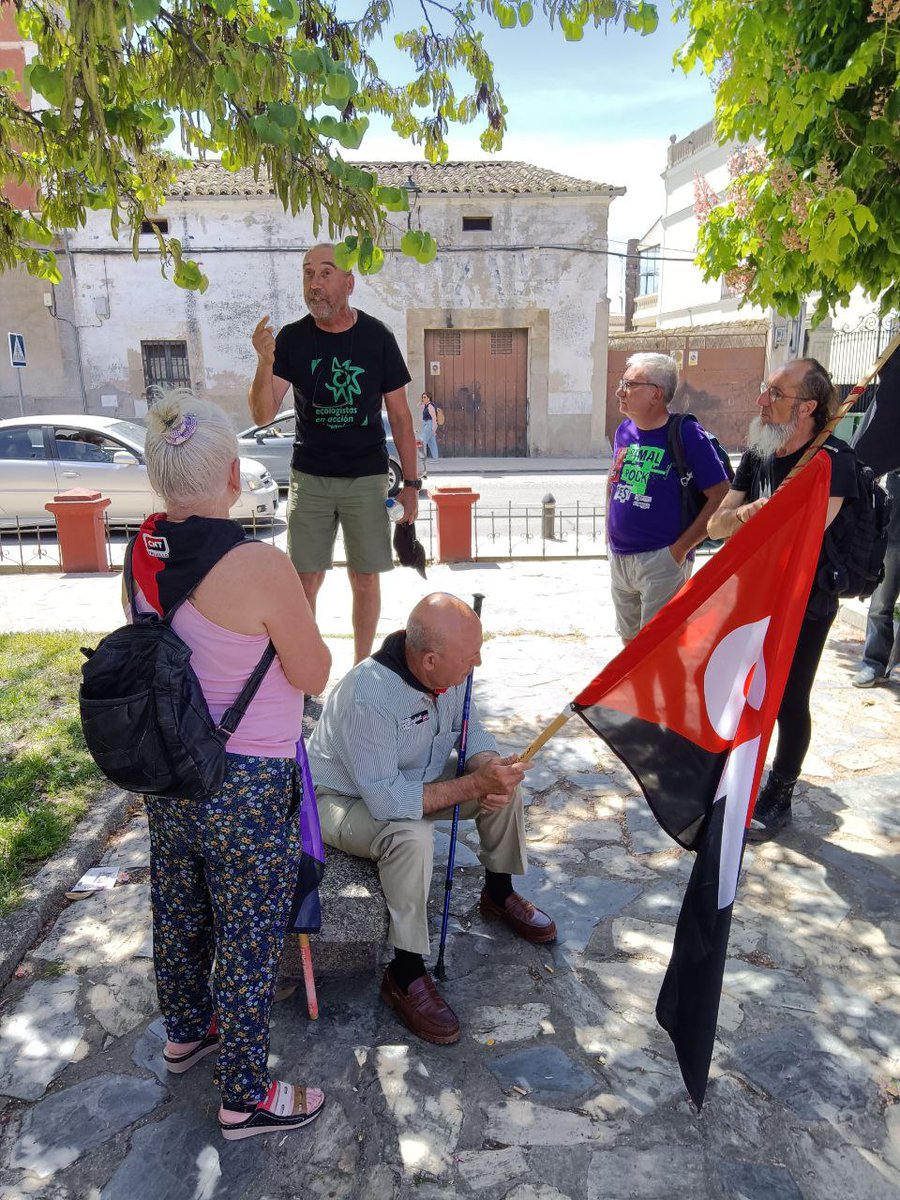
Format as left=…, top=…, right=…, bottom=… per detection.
left=572, top=452, right=832, bottom=1108
left=851, top=337, right=900, bottom=475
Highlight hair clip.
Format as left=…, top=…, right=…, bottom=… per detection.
left=163, top=413, right=198, bottom=445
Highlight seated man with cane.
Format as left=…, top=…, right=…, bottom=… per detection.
left=307, top=593, right=556, bottom=1044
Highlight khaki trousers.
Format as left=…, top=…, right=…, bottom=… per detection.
left=317, top=786, right=528, bottom=956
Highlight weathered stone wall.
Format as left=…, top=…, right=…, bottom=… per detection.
left=60, top=188, right=617, bottom=455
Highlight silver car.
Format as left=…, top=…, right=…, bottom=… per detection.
left=237, top=410, right=427, bottom=494
left=0, top=415, right=278, bottom=528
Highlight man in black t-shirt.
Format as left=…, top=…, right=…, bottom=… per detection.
left=249, top=244, right=420, bottom=664
left=708, top=358, right=858, bottom=841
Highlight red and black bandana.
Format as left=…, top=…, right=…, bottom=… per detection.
left=129, top=513, right=246, bottom=617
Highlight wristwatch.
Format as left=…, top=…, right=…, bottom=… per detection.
left=402, top=478, right=422, bottom=489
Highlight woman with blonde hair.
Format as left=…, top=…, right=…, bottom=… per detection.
left=133, top=391, right=331, bottom=1141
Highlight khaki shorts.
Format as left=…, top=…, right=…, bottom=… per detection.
left=287, top=470, right=393, bottom=574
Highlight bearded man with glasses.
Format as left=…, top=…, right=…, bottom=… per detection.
left=707, top=358, right=859, bottom=841
left=607, top=352, right=730, bottom=643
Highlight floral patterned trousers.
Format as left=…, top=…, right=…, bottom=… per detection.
left=146, top=754, right=300, bottom=1108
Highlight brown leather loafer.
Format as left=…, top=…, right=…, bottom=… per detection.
left=380, top=967, right=461, bottom=1045
left=479, top=890, right=557, bottom=944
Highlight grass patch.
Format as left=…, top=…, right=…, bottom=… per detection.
left=0, top=631, right=103, bottom=914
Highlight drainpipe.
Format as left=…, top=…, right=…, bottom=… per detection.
left=62, top=231, right=89, bottom=413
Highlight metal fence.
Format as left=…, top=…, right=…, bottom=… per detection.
left=0, top=501, right=728, bottom=573
left=470, top=501, right=607, bottom=560
left=828, top=314, right=899, bottom=402
left=0, top=511, right=282, bottom=574
left=0, top=521, right=63, bottom=572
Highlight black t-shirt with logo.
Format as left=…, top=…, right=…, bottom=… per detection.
left=273, top=310, right=412, bottom=478
left=733, top=435, right=858, bottom=617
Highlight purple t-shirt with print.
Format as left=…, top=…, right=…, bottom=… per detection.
left=607, top=415, right=728, bottom=555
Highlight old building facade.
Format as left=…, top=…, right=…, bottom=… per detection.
left=2, top=160, right=624, bottom=457
left=612, top=122, right=792, bottom=451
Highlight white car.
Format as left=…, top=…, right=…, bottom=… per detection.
left=0, top=415, right=278, bottom=528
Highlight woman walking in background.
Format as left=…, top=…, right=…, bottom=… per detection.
left=133, top=391, right=331, bottom=1141
left=421, top=390, right=440, bottom=459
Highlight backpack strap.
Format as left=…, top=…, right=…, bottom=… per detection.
left=217, top=640, right=277, bottom=736
left=163, top=535, right=278, bottom=734
left=126, top=529, right=277, bottom=735
left=666, top=413, right=692, bottom=528
left=124, top=538, right=137, bottom=612
left=124, top=535, right=199, bottom=625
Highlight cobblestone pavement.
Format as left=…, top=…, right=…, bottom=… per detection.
left=0, top=560, right=898, bottom=1199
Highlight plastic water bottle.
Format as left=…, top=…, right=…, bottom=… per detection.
left=385, top=498, right=405, bottom=523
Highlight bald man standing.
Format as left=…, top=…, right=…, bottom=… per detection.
left=249, top=244, right=420, bottom=664
left=308, top=594, right=556, bottom=1044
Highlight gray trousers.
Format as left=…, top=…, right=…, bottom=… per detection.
left=317, top=785, right=527, bottom=956
left=609, top=546, right=692, bottom=641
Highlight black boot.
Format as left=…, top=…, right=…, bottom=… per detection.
left=746, top=771, right=797, bottom=843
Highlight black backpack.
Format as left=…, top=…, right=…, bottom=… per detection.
left=667, top=413, right=735, bottom=545
left=818, top=452, right=891, bottom=601
left=79, top=542, right=275, bottom=800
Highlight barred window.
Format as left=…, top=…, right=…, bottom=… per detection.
left=141, top=340, right=191, bottom=398
left=490, top=331, right=513, bottom=356
left=439, top=331, right=461, bottom=356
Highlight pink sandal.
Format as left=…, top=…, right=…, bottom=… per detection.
left=219, top=1079, right=325, bottom=1141
left=162, top=1017, right=219, bottom=1074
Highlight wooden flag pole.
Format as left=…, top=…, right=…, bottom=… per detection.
left=787, top=329, right=900, bottom=480
left=520, top=706, right=574, bottom=762
left=299, top=933, right=318, bottom=1020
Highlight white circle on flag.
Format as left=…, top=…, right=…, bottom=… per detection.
left=703, top=617, right=770, bottom=741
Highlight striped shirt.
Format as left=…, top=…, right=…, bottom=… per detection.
left=307, top=654, right=498, bottom=821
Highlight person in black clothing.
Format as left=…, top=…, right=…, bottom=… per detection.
left=851, top=470, right=900, bottom=687
left=420, top=391, right=439, bottom=459
left=708, top=358, right=858, bottom=841
left=248, top=244, right=421, bottom=664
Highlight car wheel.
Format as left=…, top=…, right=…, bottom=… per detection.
left=387, top=459, right=401, bottom=496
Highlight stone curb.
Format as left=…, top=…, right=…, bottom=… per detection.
left=0, top=785, right=134, bottom=990
left=837, top=598, right=868, bottom=634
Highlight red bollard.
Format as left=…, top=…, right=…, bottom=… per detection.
left=44, top=488, right=112, bottom=573
left=431, top=486, right=480, bottom=563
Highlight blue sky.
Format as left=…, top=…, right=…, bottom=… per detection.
left=342, top=1, right=716, bottom=302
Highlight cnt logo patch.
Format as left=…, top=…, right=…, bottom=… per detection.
left=142, top=533, right=170, bottom=559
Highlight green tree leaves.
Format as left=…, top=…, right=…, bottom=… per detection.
left=2, top=0, right=657, bottom=290
left=676, top=0, right=900, bottom=317
left=131, top=0, right=162, bottom=22
left=401, top=229, right=438, bottom=263
left=26, top=64, right=65, bottom=106
left=334, top=234, right=384, bottom=274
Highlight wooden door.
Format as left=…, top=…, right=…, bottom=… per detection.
left=424, top=328, right=527, bottom=456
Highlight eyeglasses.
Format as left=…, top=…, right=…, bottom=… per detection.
left=617, top=379, right=659, bottom=393
left=759, top=382, right=804, bottom=404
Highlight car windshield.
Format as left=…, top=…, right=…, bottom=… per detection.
left=107, top=419, right=147, bottom=448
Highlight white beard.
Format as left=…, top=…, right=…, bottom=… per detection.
left=746, top=414, right=798, bottom=456
left=306, top=297, right=337, bottom=321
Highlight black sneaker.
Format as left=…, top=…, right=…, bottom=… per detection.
left=746, top=772, right=797, bottom=843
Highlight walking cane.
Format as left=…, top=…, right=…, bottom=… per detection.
left=434, top=592, right=484, bottom=981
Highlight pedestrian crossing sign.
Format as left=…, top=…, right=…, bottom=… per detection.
left=8, top=333, right=26, bottom=369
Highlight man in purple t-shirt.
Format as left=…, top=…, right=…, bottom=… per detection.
left=607, top=353, right=730, bottom=642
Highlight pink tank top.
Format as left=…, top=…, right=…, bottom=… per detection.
left=135, top=590, right=303, bottom=758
